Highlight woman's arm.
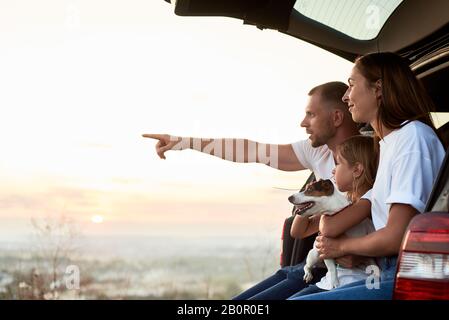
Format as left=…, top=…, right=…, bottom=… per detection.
left=316, top=203, right=418, bottom=258
left=290, top=214, right=320, bottom=239
left=319, top=199, right=372, bottom=237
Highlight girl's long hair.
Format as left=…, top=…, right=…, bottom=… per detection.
left=354, top=52, right=442, bottom=144
left=337, top=135, right=378, bottom=202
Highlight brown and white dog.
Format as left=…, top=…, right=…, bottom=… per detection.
left=288, top=179, right=375, bottom=288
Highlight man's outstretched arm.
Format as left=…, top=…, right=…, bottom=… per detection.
left=142, top=134, right=306, bottom=171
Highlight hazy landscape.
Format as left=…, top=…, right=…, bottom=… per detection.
left=0, top=231, right=280, bottom=300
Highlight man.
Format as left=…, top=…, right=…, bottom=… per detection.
left=143, top=81, right=361, bottom=299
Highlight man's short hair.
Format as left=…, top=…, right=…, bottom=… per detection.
left=308, top=81, right=348, bottom=109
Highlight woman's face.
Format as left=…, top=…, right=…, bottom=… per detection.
left=332, top=153, right=355, bottom=193
left=342, top=66, right=379, bottom=125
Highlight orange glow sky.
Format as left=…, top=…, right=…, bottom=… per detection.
left=0, top=0, right=358, bottom=240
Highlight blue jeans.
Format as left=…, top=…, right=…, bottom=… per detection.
left=232, top=262, right=326, bottom=300
left=288, top=284, right=327, bottom=299
left=289, top=256, right=398, bottom=300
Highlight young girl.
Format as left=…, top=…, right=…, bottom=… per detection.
left=288, top=134, right=378, bottom=298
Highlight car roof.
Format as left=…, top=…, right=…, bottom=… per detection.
left=168, top=0, right=448, bottom=60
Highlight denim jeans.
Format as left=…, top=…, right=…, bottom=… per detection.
left=232, top=262, right=326, bottom=300
left=288, top=284, right=327, bottom=299
left=289, top=256, right=398, bottom=300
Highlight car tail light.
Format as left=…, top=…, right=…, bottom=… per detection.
left=394, top=213, right=449, bottom=300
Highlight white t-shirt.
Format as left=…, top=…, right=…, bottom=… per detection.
left=371, top=121, right=445, bottom=230
left=291, top=139, right=335, bottom=180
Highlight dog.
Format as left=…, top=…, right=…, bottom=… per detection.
left=288, top=179, right=375, bottom=289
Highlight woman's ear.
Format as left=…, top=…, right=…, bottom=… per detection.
left=353, top=162, right=364, bottom=179
left=374, top=79, right=382, bottom=99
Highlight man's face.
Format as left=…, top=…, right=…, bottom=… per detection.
left=300, top=94, right=336, bottom=147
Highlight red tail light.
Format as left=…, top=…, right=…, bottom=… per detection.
left=394, top=213, right=449, bottom=300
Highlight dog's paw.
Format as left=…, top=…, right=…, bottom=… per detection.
left=303, top=270, right=313, bottom=283
left=331, top=279, right=340, bottom=289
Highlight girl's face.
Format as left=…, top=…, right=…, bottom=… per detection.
left=342, top=66, right=380, bottom=125
left=332, top=153, right=357, bottom=193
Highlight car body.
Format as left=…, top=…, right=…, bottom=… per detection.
left=163, top=0, right=449, bottom=299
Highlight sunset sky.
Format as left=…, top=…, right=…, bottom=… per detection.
left=0, top=0, right=377, bottom=241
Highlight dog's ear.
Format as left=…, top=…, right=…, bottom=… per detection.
left=306, top=179, right=334, bottom=196
left=322, top=180, right=335, bottom=193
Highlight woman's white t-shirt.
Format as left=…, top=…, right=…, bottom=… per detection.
left=370, top=121, right=445, bottom=230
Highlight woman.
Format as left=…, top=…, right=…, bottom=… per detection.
left=290, top=52, right=445, bottom=300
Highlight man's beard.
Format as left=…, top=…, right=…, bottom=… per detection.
left=310, top=127, right=334, bottom=148
left=310, top=136, right=326, bottom=147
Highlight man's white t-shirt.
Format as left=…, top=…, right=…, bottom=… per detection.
left=370, top=121, right=445, bottom=230
left=291, top=139, right=335, bottom=180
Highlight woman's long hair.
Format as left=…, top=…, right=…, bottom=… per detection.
left=354, top=52, right=442, bottom=143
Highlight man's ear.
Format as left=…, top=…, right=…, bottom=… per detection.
left=333, top=109, right=344, bottom=127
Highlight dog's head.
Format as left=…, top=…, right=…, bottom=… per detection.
left=288, top=179, right=349, bottom=217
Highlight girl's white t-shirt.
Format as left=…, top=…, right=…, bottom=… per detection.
left=314, top=190, right=376, bottom=291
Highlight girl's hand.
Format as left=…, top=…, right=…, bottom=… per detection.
left=315, top=235, right=345, bottom=259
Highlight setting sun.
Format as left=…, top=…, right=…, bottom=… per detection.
left=91, top=215, right=104, bottom=224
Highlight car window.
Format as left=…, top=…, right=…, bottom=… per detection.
left=293, top=0, right=403, bottom=40
left=431, top=113, right=449, bottom=129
